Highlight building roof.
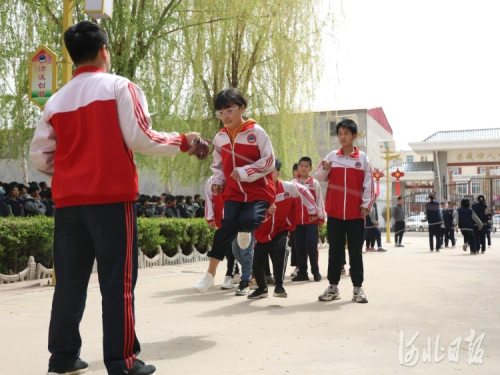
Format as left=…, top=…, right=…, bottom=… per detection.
left=423, top=128, right=500, bottom=142
left=367, top=107, right=393, bottom=135
left=389, top=162, right=434, bottom=173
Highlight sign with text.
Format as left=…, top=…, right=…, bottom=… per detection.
left=28, top=45, right=58, bottom=110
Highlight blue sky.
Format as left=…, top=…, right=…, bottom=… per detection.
left=315, top=0, right=500, bottom=149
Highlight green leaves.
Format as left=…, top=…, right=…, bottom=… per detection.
left=0, top=216, right=215, bottom=275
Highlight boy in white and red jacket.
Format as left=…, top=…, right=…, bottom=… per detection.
left=249, top=159, right=318, bottom=299
left=291, top=156, right=326, bottom=282
left=194, top=88, right=275, bottom=295
left=314, top=119, right=374, bottom=303
left=30, top=21, right=200, bottom=375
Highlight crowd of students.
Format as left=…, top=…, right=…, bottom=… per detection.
left=0, top=181, right=54, bottom=217
left=135, top=193, right=205, bottom=219
left=421, top=193, right=493, bottom=254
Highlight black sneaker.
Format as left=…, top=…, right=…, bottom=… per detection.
left=119, top=360, right=156, bottom=375
left=291, top=274, right=310, bottom=282
left=273, top=285, right=288, bottom=298
left=313, top=273, right=322, bottom=282
left=247, top=287, right=268, bottom=299
left=47, top=358, right=89, bottom=375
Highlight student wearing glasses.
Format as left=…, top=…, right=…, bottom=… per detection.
left=194, top=88, right=275, bottom=295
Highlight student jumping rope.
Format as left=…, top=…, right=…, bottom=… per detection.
left=313, top=119, right=375, bottom=303
left=204, top=176, right=241, bottom=290
left=291, top=156, right=326, bottom=282
left=249, top=159, right=318, bottom=299
left=194, top=88, right=275, bottom=294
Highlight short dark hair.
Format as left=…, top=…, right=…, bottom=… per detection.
left=186, top=196, right=193, bottom=204
left=214, top=88, right=247, bottom=110
left=275, top=158, right=282, bottom=172
left=397, top=196, right=403, bottom=200
left=461, top=198, right=470, bottom=208
left=336, top=119, right=358, bottom=135
left=477, top=195, right=485, bottom=204
left=194, top=194, right=201, bottom=201
left=39, top=182, right=47, bottom=189
left=28, top=185, right=40, bottom=194
left=64, top=21, right=109, bottom=65
left=298, top=156, right=312, bottom=167
left=41, top=188, right=52, bottom=200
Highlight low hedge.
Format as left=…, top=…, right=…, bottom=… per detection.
left=0, top=217, right=215, bottom=274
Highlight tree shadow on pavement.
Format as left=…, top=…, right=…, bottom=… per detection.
left=87, top=336, right=217, bottom=372
left=197, top=299, right=352, bottom=318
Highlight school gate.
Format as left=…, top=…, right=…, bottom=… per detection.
left=444, top=177, right=500, bottom=212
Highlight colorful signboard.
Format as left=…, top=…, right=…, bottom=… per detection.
left=28, top=45, right=58, bottom=109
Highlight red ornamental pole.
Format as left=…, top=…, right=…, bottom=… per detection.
left=373, top=169, right=384, bottom=196
left=391, top=168, right=405, bottom=196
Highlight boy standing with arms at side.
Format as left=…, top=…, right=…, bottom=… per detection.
left=392, top=196, right=405, bottom=247
left=313, top=119, right=374, bottom=303
left=291, top=157, right=326, bottom=282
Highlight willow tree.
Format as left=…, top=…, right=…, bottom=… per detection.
left=0, top=0, right=335, bottom=186
left=177, top=0, right=333, bottom=181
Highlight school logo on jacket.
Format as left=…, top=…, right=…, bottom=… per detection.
left=355, top=162, right=362, bottom=169
left=247, top=134, right=256, bottom=143
left=284, top=192, right=291, bottom=198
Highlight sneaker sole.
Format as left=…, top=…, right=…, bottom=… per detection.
left=235, top=291, right=248, bottom=296
left=47, top=369, right=88, bottom=375
left=247, top=293, right=268, bottom=299
left=220, top=285, right=234, bottom=290
left=352, top=297, right=369, bottom=303
left=273, top=293, right=288, bottom=298
left=318, top=295, right=340, bottom=302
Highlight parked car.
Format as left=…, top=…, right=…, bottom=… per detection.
left=406, top=215, right=428, bottom=232
left=492, top=214, right=500, bottom=233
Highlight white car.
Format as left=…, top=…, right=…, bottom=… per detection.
left=406, top=215, right=429, bottom=232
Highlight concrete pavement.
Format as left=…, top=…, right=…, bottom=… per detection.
left=1, top=234, right=499, bottom=374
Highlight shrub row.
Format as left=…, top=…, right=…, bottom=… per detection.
left=0, top=217, right=214, bottom=274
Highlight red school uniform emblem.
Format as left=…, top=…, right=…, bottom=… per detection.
left=284, top=192, right=291, bottom=198
left=355, top=162, right=362, bottom=168
left=247, top=134, right=257, bottom=143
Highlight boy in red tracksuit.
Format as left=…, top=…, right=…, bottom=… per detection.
left=249, top=159, right=318, bottom=299
left=314, top=119, right=374, bottom=303
left=291, top=156, right=326, bottom=282
left=194, top=88, right=275, bottom=295
left=204, top=177, right=240, bottom=290
left=30, top=21, right=200, bottom=375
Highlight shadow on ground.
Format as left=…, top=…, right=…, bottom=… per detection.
left=87, top=335, right=217, bottom=372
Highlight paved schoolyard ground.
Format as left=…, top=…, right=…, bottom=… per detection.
left=1, top=233, right=499, bottom=374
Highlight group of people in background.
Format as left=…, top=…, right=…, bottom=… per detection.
left=423, top=193, right=493, bottom=254
left=0, top=181, right=54, bottom=217
left=135, top=193, right=205, bottom=219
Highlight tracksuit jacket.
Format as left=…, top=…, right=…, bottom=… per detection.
left=205, top=176, right=224, bottom=229
left=313, top=147, right=375, bottom=220
left=255, top=180, right=318, bottom=243
left=30, top=66, right=189, bottom=208
left=291, top=177, right=325, bottom=225
left=211, top=121, right=275, bottom=204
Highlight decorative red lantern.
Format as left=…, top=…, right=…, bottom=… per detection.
left=391, top=168, right=405, bottom=196
left=373, top=169, right=384, bottom=196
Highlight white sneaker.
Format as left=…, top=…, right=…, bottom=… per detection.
left=451, top=245, right=456, bottom=249
left=237, top=232, right=252, bottom=248
left=290, top=267, right=298, bottom=277
left=233, top=273, right=241, bottom=284
left=221, top=275, right=234, bottom=289
left=194, top=272, right=214, bottom=293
